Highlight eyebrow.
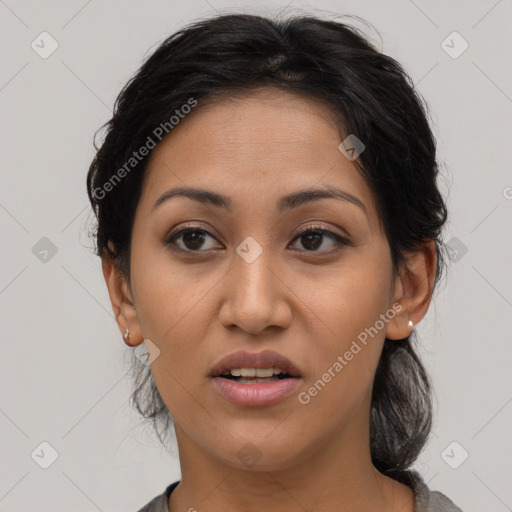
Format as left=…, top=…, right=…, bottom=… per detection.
left=152, top=185, right=367, bottom=216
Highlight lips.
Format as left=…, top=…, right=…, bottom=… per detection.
left=209, top=350, right=302, bottom=378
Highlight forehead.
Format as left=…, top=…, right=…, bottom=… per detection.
left=139, top=88, right=379, bottom=225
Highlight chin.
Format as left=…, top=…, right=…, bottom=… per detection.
left=214, top=435, right=310, bottom=473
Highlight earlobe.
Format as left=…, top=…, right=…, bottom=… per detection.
left=385, top=241, right=436, bottom=341
left=385, top=304, right=415, bottom=341
left=101, top=247, right=144, bottom=347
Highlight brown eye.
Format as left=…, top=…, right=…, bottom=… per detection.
left=164, top=224, right=350, bottom=254
left=289, top=227, right=350, bottom=253
left=165, top=227, right=221, bottom=252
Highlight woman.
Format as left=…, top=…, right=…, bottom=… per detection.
left=86, top=11, right=463, bottom=512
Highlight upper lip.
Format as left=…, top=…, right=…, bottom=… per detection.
left=210, top=350, right=302, bottom=378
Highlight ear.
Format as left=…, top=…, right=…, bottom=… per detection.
left=101, top=242, right=144, bottom=347
left=385, top=240, right=437, bottom=340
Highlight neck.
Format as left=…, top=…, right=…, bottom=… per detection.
left=168, top=415, right=414, bottom=512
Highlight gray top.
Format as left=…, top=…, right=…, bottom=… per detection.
left=136, top=470, right=463, bottom=511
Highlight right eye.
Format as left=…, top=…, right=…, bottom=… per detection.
left=165, top=226, right=223, bottom=252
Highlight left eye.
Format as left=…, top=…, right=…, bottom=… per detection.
left=290, top=227, right=349, bottom=252
left=165, top=226, right=349, bottom=253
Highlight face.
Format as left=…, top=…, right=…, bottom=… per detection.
left=119, top=88, right=409, bottom=471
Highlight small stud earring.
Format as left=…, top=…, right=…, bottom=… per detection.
left=123, top=328, right=130, bottom=341
left=408, top=319, right=414, bottom=329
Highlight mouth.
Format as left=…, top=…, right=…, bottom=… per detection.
left=209, top=349, right=302, bottom=380
left=209, top=350, right=302, bottom=407
left=220, top=368, right=297, bottom=383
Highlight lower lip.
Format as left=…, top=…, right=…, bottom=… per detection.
left=211, top=376, right=301, bottom=407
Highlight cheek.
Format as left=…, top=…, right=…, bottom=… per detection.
left=297, top=245, right=393, bottom=400
left=129, top=244, right=219, bottom=409
left=131, top=273, right=214, bottom=429
left=130, top=236, right=216, bottom=341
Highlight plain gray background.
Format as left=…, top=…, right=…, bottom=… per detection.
left=1, top=0, right=511, bottom=511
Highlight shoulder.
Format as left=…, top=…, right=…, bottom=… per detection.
left=135, top=481, right=180, bottom=512
left=390, top=469, right=464, bottom=512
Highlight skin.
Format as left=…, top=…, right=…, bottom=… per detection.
left=103, top=87, right=436, bottom=512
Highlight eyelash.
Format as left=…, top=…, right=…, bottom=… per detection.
left=164, top=224, right=351, bottom=255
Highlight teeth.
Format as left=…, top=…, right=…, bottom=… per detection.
left=222, top=368, right=284, bottom=377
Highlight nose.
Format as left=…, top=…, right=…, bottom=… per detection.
left=218, top=245, right=292, bottom=335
